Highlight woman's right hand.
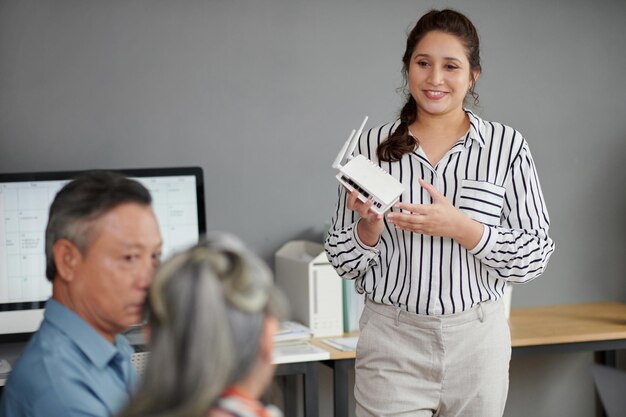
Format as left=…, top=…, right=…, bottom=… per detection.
left=346, top=189, right=384, bottom=246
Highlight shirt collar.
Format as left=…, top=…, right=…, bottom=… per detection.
left=44, top=299, right=132, bottom=369
left=401, top=110, right=485, bottom=149
left=464, top=108, right=486, bottom=148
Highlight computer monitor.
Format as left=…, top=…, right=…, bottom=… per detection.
left=0, top=167, right=206, bottom=336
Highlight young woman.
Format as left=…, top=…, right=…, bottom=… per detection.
left=325, top=9, right=555, bottom=417
left=119, top=233, right=286, bottom=417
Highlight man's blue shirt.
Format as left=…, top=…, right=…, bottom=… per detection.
left=0, top=299, right=137, bottom=417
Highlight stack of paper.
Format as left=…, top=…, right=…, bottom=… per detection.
left=321, top=336, right=359, bottom=352
left=274, top=321, right=312, bottom=344
left=272, top=321, right=330, bottom=364
left=273, top=342, right=330, bottom=364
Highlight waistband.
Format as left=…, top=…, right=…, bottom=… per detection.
left=364, top=298, right=504, bottom=329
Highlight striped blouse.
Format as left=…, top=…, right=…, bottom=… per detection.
left=325, top=110, right=555, bottom=315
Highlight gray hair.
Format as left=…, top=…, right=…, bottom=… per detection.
left=119, top=232, right=288, bottom=417
left=45, top=171, right=152, bottom=281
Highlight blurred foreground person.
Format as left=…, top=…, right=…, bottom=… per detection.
left=119, top=233, right=287, bottom=417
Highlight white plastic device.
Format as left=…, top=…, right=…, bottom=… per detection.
left=332, top=117, right=405, bottom=214
left=275, top=241, right=344, bottom=338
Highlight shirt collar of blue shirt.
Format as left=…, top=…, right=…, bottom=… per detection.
left=44, top=299, right=134, bottom=370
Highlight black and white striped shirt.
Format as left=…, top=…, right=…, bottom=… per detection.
left=325, top=110, right=555, bottom=315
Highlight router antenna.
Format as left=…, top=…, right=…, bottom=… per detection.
left=332, top=129, right=356, bottom=169
left=344, top=116, right=368, bottom=161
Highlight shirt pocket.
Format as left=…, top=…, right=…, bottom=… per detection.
left=458, top=179, right=506, bottom=227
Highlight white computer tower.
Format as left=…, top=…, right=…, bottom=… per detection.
left=274, top=241, right=344, bottom=337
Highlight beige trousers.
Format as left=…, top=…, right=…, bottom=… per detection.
left=355, top=299, right=511, bottom=417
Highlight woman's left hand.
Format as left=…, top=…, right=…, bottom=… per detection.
left=387, top=179, right=483, bottom=248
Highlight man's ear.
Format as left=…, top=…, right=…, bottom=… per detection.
left=259, top=316, right=279, bottom=363
left=52, top=239, right=82, bottom=283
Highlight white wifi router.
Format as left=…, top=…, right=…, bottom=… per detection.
left=332, top=117, right=405, bottom=215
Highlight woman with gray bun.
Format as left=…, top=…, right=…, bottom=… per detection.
left=118, top=232, right=287, bottom=417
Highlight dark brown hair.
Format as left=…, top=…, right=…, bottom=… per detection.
left=377, top=9, right=482, bottom=162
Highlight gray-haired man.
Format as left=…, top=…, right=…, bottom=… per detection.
left=0, top=171, right=162, bottom=417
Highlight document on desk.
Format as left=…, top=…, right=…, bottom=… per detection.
left=273, top=341, right=330, bottom=364
left=321, top=336, right=359, bottom=352
left=274, top=321, right=312, bottom=344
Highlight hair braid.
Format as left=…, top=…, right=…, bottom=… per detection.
left=377, top=96, right=418, bottom=162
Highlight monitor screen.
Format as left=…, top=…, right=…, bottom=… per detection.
left=0, top=167, right=206, bottom=336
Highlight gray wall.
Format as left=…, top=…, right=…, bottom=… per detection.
left=1, top=0, right=625, bottom=416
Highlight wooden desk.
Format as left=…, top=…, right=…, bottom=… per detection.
left=315, top=302, right=626, bottom=417
left=510, top=302, right=626, bottom=357
left=4, top=303, right=624, bottom=417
